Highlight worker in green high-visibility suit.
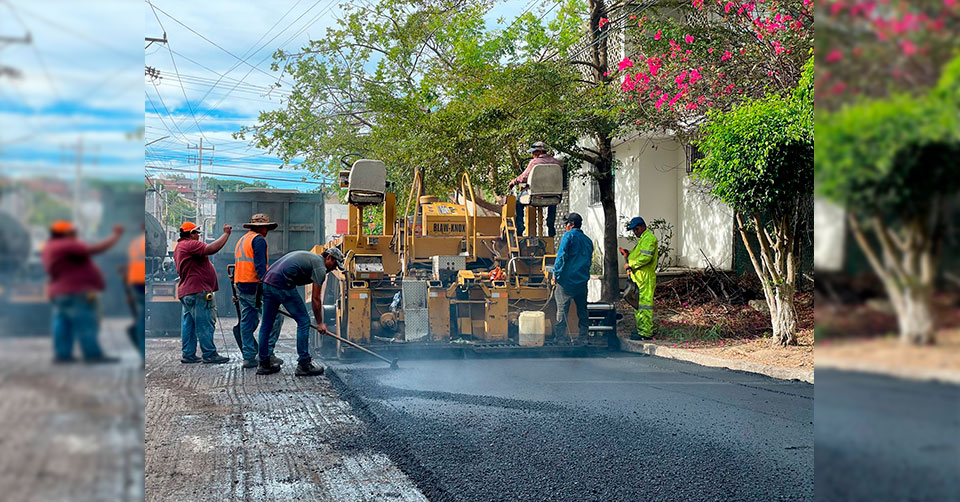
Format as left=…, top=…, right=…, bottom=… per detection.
left=619, top=217, right=658, bottom=340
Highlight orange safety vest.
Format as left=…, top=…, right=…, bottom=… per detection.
left=127, top=233, right=146, bottom=285
left=234, top=231, right=267, bottom=283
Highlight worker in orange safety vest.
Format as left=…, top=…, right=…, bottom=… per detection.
left=234, top=214, right=284, bottom=369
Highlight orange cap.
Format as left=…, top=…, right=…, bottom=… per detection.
left=50, top=220, right=75, bottom=233
left=179, top=221, right=198, bottom=232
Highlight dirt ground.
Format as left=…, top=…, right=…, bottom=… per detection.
left=0, top=319, right=144, bottom=502
left=816, top=328, right=960, bottom=373
left=616, top=274, right=815, bottom=370
left=144, top=322, right=426, bottom=502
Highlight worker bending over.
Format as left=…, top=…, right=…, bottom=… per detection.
left=234, top=214, right=284, bottom=369
left=255, top=248, right=344, bottom=377
left=620, top=217, right=658, bottom=340
left=174, top=222, right=232, bottom=364
left=552, top=212, right=593, bottom=344
left=42, top=221, right=124, bottom=364
left=508, top=141, right=559, bottom=237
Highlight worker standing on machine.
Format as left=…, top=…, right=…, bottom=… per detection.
left=255, top=248, right=344, bottom=377
left=551, top=213, right=593, bottom=344
left=508, top=141, right=559, bottom=237
left=234, top=214, right=284, bottom=369
left=42, top=220, right=124, bottom=364
left=127, top=224, right=146, bottom=361
left=620, top=217, right=658, bottom=340
left=174, top=222, right=232, bottom=364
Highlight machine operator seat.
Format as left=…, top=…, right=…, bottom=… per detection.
left=347, top=159, right=387, bottom=205
left=518, top=163, right=562, bottom=207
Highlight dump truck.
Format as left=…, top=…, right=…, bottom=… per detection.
left=317, top=160, right=616, bottom=359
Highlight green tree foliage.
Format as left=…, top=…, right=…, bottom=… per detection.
left=815, top=56, right=960, bottom=345
left=693, top=55, right=812, bottom=346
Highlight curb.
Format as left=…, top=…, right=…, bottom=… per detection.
left=815, top=356, right=960, bottom=386
left=620, top=339, right=814, bottom=384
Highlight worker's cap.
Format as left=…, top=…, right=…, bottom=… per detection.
left=322, top=247, right=345, bottom=270
left=563, top=212, right=583, bottom=226
left=527, top=141, right=548, bottom=153
left=50, top=220, right=75, bottom=234
left=626, top=216, right=646, bottom=230
left=242, top=213, right=278, bottom=230
left=179, top=221, right=200, bottom=233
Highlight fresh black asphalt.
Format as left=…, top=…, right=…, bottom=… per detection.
left=815, top=369, right=960, bottom=502
left=328, top=353, right=813, bottom=501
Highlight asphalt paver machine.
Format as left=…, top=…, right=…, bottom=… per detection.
left=317, top=160, right=616, bottom=359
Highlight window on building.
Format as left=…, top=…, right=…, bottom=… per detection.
left=589, top=173, right=601, bottom=206
left=686, top=144, right=705, bottom=175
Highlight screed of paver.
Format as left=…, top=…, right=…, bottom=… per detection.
left=145, top=323, right=426, bottom=502
left=0, top=319, right=145, bottom=502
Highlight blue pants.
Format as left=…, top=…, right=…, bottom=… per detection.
left=238, top=287, right=283, bottom=361
left=554, top=284, right=589, bottom=339
left=133, top=285, right=146, bottom=360
left=259, top=283, right=311, bottom=363
left=51, top=293, right=103, bottom=360
left=180, top=292, right=218, bottom=359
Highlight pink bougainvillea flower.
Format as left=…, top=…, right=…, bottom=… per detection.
left=826, top=49, right=842, bottom=63
left=621, top=74, right=636, bottom=92
left=599, top=17, right=610, bottom=28
left=686, top=102, right=697, bottom=110
left=684, top=35, right=694, bottom=44
left=689, top=69, right=701, bottom=84
left=655, top=94, right=669, bottom=109
left=654, top=30, right=662, bottom=40
left=618, top=56, right=634, bottom=72
left=720, top=50, right=733, bottom=61
left=708, top=47, right=714, bottom=53
left=901, top=40, right=918, bottom=55
left=675, top=70, right=688, bottom=85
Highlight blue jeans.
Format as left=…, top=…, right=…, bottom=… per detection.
left=181, top=292, right=218, bottom=359
left=133, top=285, right=146, bottom=360
left=238, top=287, right=283, bottom=361
left=554, top=283, right=589, bottom=339
left=51, top=293, right=102, bottom=360
left=259, top=283, right=311, bottom=363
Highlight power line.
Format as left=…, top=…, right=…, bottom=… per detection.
left=146, top=165, right=329, bottom=185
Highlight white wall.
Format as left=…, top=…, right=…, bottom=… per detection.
left=325, top=200, right=349, bottom=243
left=678, top=177, right=734, bottom=269
left=814, top=197, right=845, bottom=271
left=568, top=133, right=734, bottom=271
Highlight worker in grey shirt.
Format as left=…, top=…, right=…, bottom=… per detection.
left=256, top=248, right=344, bottom=376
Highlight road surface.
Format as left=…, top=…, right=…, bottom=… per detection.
left=0, top=319, right=144, bottom=502
left=330, top=353, right=814, bottom=501
left=815, top=369, right=960, bottom=501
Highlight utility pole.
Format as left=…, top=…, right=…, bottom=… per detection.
left=187, top=139, right=214, bottom=227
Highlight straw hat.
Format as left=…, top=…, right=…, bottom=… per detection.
left=242, top=213, right=279, bottom=230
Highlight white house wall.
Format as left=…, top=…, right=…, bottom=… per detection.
left=814, top=197, right=845, bottom=271
left=567, top=134, right=734, bottom=271
left=678, top=176, right=734, bottom=269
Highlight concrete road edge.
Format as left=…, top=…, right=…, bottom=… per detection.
left=620, top=339, right=815, bottom=384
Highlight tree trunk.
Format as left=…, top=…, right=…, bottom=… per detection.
left=597, top=150, right=618, bottom=302
left=767, top=282, right=798, bottom=347
left=893, top=286, right=936, bottom=345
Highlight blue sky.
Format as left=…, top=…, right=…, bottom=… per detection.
left=0, top=0, right=143, bottom=180
left=1, top=0, right=557, bottom=189
left=143, top=0, right=557, bottom=190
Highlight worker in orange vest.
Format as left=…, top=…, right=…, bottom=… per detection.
left=127, top=225, right=146, bottom=360
left=234, top=214, right=284, bottom=369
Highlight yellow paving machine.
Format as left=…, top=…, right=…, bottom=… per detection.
left=316, top=160, right=617, bottom=359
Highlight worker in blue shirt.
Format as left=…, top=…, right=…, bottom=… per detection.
left=234, top=214, right=284, bottom=368
left=551, top=212, right=594, bottom=343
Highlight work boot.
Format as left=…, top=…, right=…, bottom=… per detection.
left=629, top=332, right=652, bottom=341
left=181, top=355, right=202, bottom=364
left=256, top=359, right=281, bottom=375
left=84, top=355, right=121, bottom=364
left=295, top=361, right=324, bottom=377
left=202, top=353, right=230, bottom=364
left=241, top=358, right=258, bottom=369
left=270, top=355, right=284, bottom=366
